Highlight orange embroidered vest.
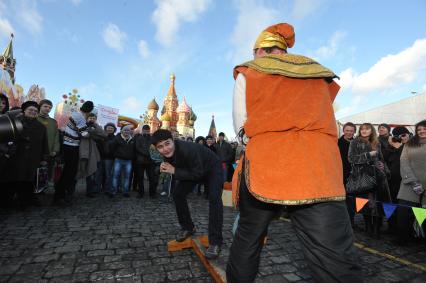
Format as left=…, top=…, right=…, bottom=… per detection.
left=232, top=54, right=345, bottom=205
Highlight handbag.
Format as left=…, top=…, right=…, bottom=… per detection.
left=345, top=163, right=377, bottom=194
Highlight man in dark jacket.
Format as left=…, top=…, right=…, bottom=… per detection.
left=134, top=125, right=156, bottom=198
left=338, top=122, right=356, bottom=226
left=102, top=122, right=116, bottom=192
left=108, top=125, right=135, bottom=197
left=215, top=132, right=234, bottom=182
left=152, top=129, right=224, bottom=259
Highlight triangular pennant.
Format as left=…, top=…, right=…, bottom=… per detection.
left=412, top=207, right=426, bottom=226
left=382, top=203, right=397, bottom=220
left=356, top=198, right=369, bottom=212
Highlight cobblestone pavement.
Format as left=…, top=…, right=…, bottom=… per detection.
left=0, top=185, right=425, bottom=283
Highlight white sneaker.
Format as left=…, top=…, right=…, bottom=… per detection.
left=160, top=192, right=166, bottom=196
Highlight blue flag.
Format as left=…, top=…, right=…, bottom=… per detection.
left=383, top=203, right=397, bottom=220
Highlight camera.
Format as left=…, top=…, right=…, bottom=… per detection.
left=0, top=109, right=24, bottom=143
left=391, top=136, right=402, bottom=143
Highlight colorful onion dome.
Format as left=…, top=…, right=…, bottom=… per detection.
left=148, top=98, right=159, bottom=110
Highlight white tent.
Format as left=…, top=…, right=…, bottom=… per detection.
left=337, top=92, right=426, bottom=133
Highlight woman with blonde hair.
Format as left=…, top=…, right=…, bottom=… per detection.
left=395, top=120, right=426, bottom=244
left=348, top=123, right=391, bottom=238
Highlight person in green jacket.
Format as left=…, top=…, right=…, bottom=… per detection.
left=37, top=99, right=60, bottom=184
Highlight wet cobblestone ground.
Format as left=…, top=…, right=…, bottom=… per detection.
left=0, top=185, right=425, bottom=282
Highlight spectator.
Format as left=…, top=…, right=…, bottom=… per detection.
left=348, top=123, right=391, bottom=239
left=215, top=132, right=234, bottom=182
left=195, top=136, right=206, bottom=145
left=77, top=113, right=106, bottom=197
left=384, top=126, right=411, bottom=233
left=205, top=135, right=217, bottom=153
left=4, top=101, right=49, bottom=209
left=37, top=99, right=60, bottom=185
left=53, top=100, right=94, bottom=205
left=396, top=120, right=426, bottom=244
left=0, top=93, right=9, bottom=114
left=108, top=125, right=135, bottom=197
left=378, top=123, right=391, bottom=151
left=338, top=122, right=357, bottom=226
left=134, top=125, right=157, bottom=198
left=102, top=122, right=116, bottom=192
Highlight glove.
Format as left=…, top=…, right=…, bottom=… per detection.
left=412, top=182, right=424, bottom=195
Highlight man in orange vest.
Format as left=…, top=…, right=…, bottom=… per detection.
left=226, top=23, right=362, bottom=282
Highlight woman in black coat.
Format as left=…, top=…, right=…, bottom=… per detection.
left=4, top=101, right=49, bottom=208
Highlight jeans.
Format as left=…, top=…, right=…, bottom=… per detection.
left=111, top=159, right=132, bottom=194
left=226, top=175, right=362, bottom=283
left=172, top=161, right=224, bottom=245
left=103, top=159, right=114, bottom=192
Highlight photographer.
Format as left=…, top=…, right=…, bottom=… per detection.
left=3, top=101, right=49, bottom=209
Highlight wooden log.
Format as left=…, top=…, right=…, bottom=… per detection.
left=167, top=238, right=193, bottom=252
left=192, top=237, right=226, bottom=283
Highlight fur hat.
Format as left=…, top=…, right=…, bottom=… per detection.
left=21, top=100, right=39, bottom=111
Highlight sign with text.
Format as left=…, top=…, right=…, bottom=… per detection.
left=97, top=104, right=119, bottom=128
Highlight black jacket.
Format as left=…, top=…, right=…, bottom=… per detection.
left=166, top=140, right=220, bottom=181
left=383, top=144, right=404, bottom=201
left=104, top=133, right=116, bottom=160
left=338, top=136, right=352, bottom=184
left=109, top=134, right=135, bottom=161
left=134, top=134, right=153, bottom=164
left=215, top=141, right=234, bottom=163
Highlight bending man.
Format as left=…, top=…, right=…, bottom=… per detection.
left=152, top=129, right=224, bottom=259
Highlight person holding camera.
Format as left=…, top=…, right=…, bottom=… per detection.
left=383, top=126, right=411, bottom=234
left=3, top=101, right=49, bottom=209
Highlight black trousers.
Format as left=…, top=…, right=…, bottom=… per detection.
left=134, top=163, right=157, bottom=196
left=226, top=177, right=363, bottom=283
left=172, top=161, right=224, bottom=245
left=54, top=145, right=79, bottom=201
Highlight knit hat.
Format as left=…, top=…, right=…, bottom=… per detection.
left=254, top=23, right=295, bottom=50
left=21, top=100, right=39, bottom=111
left=104, top=122, right=117, bottom=131
left=378, top=123, right=391, bottom=133
left=392, top=126, right=410, bottom=137
left=80, top=101, right=94, bottom=113
left=39, top=99, right=53, bottom=108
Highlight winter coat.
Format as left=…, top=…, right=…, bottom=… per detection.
left=215, top=141, right=234, bottom=163
left=165, top=140, right=221, bottom=181
left=103, top=133, right=116, bottom=160
left=338, top=136, right=352, bottom=184
left=134, top=134, right=153, bottom=164
left=37, top=115, right=60, bottom=155
left=110, top=134, right=135, bottom=160
left=383, top=144, right=404, bottom=202
left=4, top=117, right=49, bottom=182
left=397, top=139, right=426, bottom=206
left=77, top=123, right=106, bottom=179
left=347, top=137, right=391, bottom=202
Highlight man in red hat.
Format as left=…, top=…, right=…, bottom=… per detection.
left=227, top=23, right=362, bottom=282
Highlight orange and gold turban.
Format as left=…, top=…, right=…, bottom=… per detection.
left=253, top=23, right=295, bottom=50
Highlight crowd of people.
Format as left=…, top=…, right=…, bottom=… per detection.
left=339, top=121, right=426, bottom=244
left=0, top=93, right=240, bottom=210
